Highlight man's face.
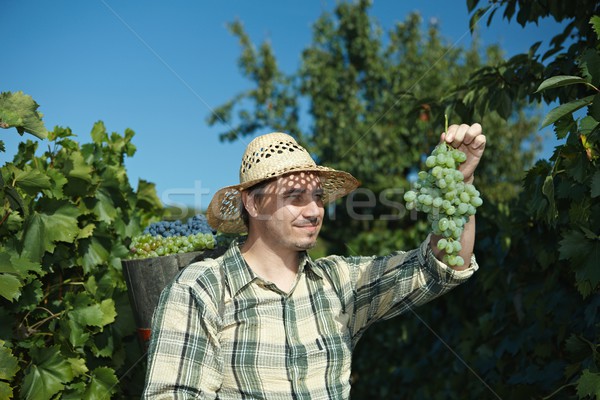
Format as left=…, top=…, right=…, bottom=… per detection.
left=248, top=172, right=325, bottom=252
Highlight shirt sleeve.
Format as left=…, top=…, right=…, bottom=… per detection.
left=336, top=235, right=478, bottom=344
left=142, top=267, right=223, bottom=399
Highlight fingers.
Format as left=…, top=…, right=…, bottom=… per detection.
left=444, top=123, right=483, bottom=149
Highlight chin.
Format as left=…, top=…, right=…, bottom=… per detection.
left=294, top=240, right=317, bottom=251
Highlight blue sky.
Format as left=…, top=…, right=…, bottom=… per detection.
left=2, top=1, right=566, bottom=212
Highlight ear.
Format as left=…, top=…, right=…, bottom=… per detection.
left=242, top=190, right=259, bottom=218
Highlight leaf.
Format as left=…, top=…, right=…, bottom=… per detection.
left=21, top=201, right=80, bottom=262
left=576, top=369, right=600, bottom=398
left=90, top=121, right=108, bottom=144
left=541, top=175, right=557, bottom=223
left=580, top=48, right=600, bottom=88
left=81, top=237, right=110, bottom=273
left=591, top=16, right=600, bottom=40
left=43, top=168, right=68, bottom=199
left=13, top=166, right=52, bottom=195
left=92, top=189, right=117, bottom=223
left=0, top=382, right=12, bottom=400
left=0, top=91, right=48, bottom=139
left=541, top=95, right=595, bottom=129
left=82, top=367, right=118, bottom=400
left=63, top=151, right=94, bottom=182
left=535, top=75, right=587, bottom=93
left=64, top=317, right=89, bottom=348
left=20, top=346, right=74, bottom=400
left=591, top=170, right=600, bottom=198
left=559, top=230, right=600, bottom=295
left=0, top=340, right=19, bottom=380
left=0, top=274, right=22, bottom=302
left=136, top=179, right=163, bottom=210
left=70, top=299, right=116, bottom=328
left=67, top=358, right=89, bottom=377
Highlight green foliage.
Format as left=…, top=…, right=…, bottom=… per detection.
left=0, top=120, right=164, bottom=398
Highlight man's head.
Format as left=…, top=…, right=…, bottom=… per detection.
left=241, top=171, right=325, bottom=250
left=207, top=132, right=359, bottom=234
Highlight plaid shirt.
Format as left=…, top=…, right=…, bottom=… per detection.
left=143, top=236, right=478, bottom=399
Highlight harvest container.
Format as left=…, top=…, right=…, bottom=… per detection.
left=122, top=247, right=226, bottom=348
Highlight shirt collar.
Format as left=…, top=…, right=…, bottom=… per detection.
left=222, top=237, right=323, bottom=297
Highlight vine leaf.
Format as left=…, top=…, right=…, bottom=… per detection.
left=13, top=166, right=52, bottom=196
left=82, top=367, right=118, bottom=399
left=21, top=346, right=74, bottom=400
left=576, top=369, right=600, bottom=398
left=0, top=340, right=19, bottom=381
left=70, top=299, right=116, bottom=328
left=21, top=201, right=80, bottom=263
left=0, top=91, right=48, bottom=139
left=0, top=273, right=22, bottom=302
left=559, top=229, right=600, bottom=296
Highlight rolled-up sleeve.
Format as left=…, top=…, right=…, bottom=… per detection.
left=326, top=235, right=478, bottom=344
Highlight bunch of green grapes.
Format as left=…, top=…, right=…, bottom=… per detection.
left=403, top=142, right=483, bottom=267
left=128, top=232, right=215, bottom=259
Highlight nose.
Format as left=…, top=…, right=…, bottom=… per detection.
left=302, top=197, right=323, bottom=221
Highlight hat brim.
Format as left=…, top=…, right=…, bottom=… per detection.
left=206, top=166, right=360, bottom=234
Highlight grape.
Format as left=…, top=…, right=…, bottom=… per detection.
left=128, top=232, right=216, bottom=260
left=128, top=214, right=218, bottom=259
left=143, top=214, right=215, bottom=238
left=404, top=141, right=483, bottom=267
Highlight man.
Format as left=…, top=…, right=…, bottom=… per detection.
left=143, top=125, right=486, bottom=399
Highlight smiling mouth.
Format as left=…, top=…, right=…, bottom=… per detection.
left=294, top=223, right=320, bottom=232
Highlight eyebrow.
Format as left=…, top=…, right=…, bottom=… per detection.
left=283, top=187, right=324, bottom=196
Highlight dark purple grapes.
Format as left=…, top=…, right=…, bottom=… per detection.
left=143, top=214, right=215, bottom=238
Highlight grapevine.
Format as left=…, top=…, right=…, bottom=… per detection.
left=403, top=120, right=483, bottom=267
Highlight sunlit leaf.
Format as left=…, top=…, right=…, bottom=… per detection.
left=0, top=91, right=48, bottom=139
left=68, top=358, right=89, bottom=377
left=0, top=382, right=12, bottom=399
left=90, top=121, right=108, bottom=144
left=535, top=75, right=587, bottom=93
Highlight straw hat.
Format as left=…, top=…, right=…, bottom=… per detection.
left=206, top=132, right=360, bottom=233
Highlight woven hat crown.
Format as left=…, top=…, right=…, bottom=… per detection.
left=206, top=132, right=360, bottom=233
left=239, top=132, right=317, bottom=183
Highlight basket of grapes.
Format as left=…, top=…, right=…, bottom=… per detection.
left=121, top=214, right=229, bottom=347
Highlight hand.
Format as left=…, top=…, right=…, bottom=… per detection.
left=441, top=123, right=486, bottom=183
